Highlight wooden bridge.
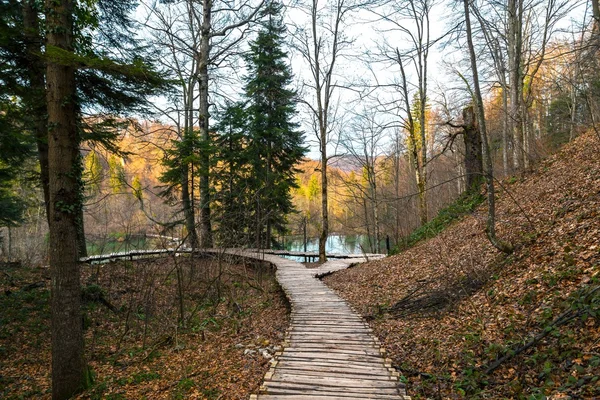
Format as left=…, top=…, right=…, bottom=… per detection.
left=81, top=248, right=409, bottom=399
left=236, top=250, right=410, bottom=400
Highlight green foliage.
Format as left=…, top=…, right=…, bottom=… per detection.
left=0, top=26, right=35, bottom=227
left=212, top=2, right=306, bottom=248
left=0, top=0, right=169, bottom=234
left=392, top=192, right=485, bottom=253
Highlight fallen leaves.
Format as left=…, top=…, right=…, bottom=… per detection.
left=0, top=256, right=289, bottom=399
left=325, top=130, right=600, bottom=399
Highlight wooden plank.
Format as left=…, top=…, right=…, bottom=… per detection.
left=194, top=249, right=404, bottom=400
left=273, top=367, right=396, bottom=381
left=258, top=395, right=401, bottom=400
left=266, top=373, right=398, bottom=389
left=263, top=381, right=399, bottom=395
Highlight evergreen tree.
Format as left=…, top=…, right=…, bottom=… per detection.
left=158, top=128, right=202, bottom=247
left=213, top=2, right=306, bottom=248
left=1, top=0, right=167, bottom=256
left=243, top=1, right=306, bottom=248
left=212, top=103, right=254, bottom=246
left=1, top=0, right=168, bottom=397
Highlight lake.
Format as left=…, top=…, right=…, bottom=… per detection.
left=282, top=234, right=386, bottom=255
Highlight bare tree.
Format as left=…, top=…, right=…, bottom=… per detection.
left=592, top=0, right=600, bottom=31
left=471, top=0, right=577, bottom=171
left=371, top=0, right=437, bottom=226
left=291, top=0, right=362, bottom=261
left=197, top=0, right=265, bottom=247
left=143, top=0, right=264, bottom=248
left=339, top=107, right=388, bottom=253
left=463, top=0, right=512, bottom=254
left=143, top=1, right=201, bottom=248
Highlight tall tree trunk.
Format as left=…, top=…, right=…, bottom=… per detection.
left=592, top=0, right=600, bottom=32
left=362, top=198, right=371, bottom=252
left=502, top=85, right=509, bottom=175
left=319, top=128, right=328, bottom=262
left=418, top=59, right=428, bottom=226
left=522, top=104, right=530, bottom=168
left=464, top=0, right=513, bottom=254
left=198, top=0, right=213, bottom=248
left=508, top=0, right=523, bottom=171
left=181, top=163, right=198, bottom=248
left=46, top=0, right=86, bottom=397
left=462, top=105, right=484, bottom=193
left=393, top=139, right=401, bottom=244
left=372, top=178, right=380, bottom=254
left=182, top=75, right=199, bottom=248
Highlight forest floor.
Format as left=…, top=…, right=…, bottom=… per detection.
left=0, top=256, right=289, bottom=399
left=325, top=131, right=600, bottom=399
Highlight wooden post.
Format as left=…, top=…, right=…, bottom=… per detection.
left=386, top=235, right=390, bottom=255
left=303, top=216, right=307, bottom=252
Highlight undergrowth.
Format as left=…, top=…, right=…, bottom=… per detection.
left=393, top=191, right=485, bottom=254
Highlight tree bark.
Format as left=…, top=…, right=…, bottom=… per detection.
left=462, top=105, right=484, bottom=193
left=502, top=85, right=509, bottom=175
left=319, top=127, right=329, bottom=262
left=181, top=163, right=198, bottom=248
left=508, top=0, right=523, bottom=171
left=45, top=0, right=86, bottom=396
left=198, top=0, right=213, bottom=248
left=372, top=176, right=380, bottom=254
left=182, top=64, right=199, bottom=248
left=396, top=47, right=427, bottom=226
left=464, top=0, right=513, bottom=254
left=592, top=0, right=600, bottom=32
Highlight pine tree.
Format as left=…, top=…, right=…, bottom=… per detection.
left=243, top=1, right=306, bottom=248
left=1, top=0, right=167, bottom=257
left=0, top=0, right=167, bottom=397
left=212, top=103, right=254, bottom=246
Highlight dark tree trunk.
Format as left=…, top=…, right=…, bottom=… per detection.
left=45, top=0, right=86, bottom=397
left=181, top=163, right=198, bottom=248
left=198, top=0, right=213, bottom=248
left=592, top=0, right=599, bottom=32
left=508, top=0, right=523, bottom=171
left=319, top=130, right=328, bottom=262
left=464, top=0, right=513, bottom=254
left=462, top=106, right=484, bottom=193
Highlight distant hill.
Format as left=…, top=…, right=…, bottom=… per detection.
left=325, top=130, right=600, bottom=399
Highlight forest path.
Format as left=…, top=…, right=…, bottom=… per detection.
left=220, top=250, right=410, bottom=400
left=82, top=248, right=408, bottom=398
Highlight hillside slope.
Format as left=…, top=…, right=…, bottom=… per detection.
left=325, top=131, right=600, bottom=399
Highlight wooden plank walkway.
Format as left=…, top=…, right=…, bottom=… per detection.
left=81, top=248, right=408, bottom=398
left=217, top=250, right=409, bottom=400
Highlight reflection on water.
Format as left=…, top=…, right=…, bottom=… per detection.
left=282, top=234, right=379, bottom=255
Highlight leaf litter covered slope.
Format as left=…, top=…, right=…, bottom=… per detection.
left=325, top=131, right=600, bottom=399
left=0, top=256, right=289, bottom=399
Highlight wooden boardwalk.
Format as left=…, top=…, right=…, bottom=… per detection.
left=221, top=250, right=410, bottom=400
left=81, top=248, right=409, bottom=399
